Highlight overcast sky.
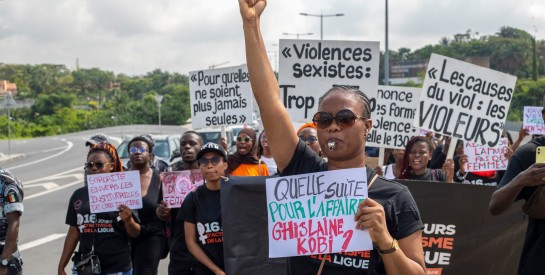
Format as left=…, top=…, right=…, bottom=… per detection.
left=0, top=0, right=543, bottom=76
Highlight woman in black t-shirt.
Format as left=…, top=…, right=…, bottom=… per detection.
left=399, top=136, right=453, bottom=182
left=182, top=143, right=227, bottom=275
left=58, top=143, right=138, bottom=275
left=127, top=135, right=168, bottom=275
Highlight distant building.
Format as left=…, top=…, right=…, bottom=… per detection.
left=389, top=60, right=428, bottom=85
left=0, top=80, right=17, bottom=96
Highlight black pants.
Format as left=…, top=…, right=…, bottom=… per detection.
left=132, top=234, right=166, bottom=275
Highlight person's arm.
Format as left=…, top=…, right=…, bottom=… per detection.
left=0, top=212, right=20, bottom=275
left=239, top=0, right=298, bottom=172
left=58, top=226, right=79, bottom=275
left=510, top=127, right=529, bottom=152
left=442, top=159, right=454, bottom=183
left=118, top=204, right=141, bottom=238
left=184, top=222, right=225, bottom=275
left=156, top=201, right=171, bottom=222
left=355, top=198, right=425, bottom=275
left=489, top=162, right=545, bottom=215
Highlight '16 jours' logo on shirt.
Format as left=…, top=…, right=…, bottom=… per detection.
left=197, top=222, right=223, bottom=245
left=77, top=213, right=115, bottom=234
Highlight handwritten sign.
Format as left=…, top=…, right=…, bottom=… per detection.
left=266, top=168, right=372, bottom=258
left=464, top=138, right=509, bottom=172
left=367, top=86, right=420, bottom=148
left=414, top=54, right=517, bottom=147
left=161, top=170, right=204, bottom=208
left=523, top=106, right=545, bottom=135
left=189, top=65, right=254, bottom=129
left=88, top=171, right=142, bottom=213
left=278, top=39, right=379, bottom=122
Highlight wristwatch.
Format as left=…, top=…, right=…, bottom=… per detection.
left=0, top=257, right=9, bottom=266
left=378, top=239, right=399, bottom=255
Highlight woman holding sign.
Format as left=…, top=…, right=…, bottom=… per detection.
left=398, top=136, right=453, bottom=182
left=58, top=143, right=138, bottom=275
left=182, top=143, right=227, bottom=275
left=239, top=1, right=426, bottom=274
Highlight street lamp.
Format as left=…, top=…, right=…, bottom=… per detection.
left=154, top=94, right=163, bottom=126
left=299, top=12, right=344, bottom=40
left=282, top=32, right=314, bottom=39
left=3, top=92, right=16, bottom=156
left=384, top=0, right=390, bottom=85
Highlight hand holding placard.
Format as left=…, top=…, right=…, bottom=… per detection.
left=87, top=170, right=142, bottom=213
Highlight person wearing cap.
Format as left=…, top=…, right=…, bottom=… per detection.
left=225, top=128, right=269, bottom=176
left=85, top=133, right=111, bottom=148
left=181, top=143, right=227, bottom=275
left=126, top=134, right=168, bottom=275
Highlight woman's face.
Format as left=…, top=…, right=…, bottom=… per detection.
left=260, top=132, right=269, bottom=150
left=236, top=133, right=254, bottom=155
left=86, top=151, right=113, bottom=175
left=129, top=140, right=151, bottom=167
left=408, top=141, right=432, bottom=172
left=317, top=92, right=372, bottom=161
left=392, top=149, right=405, bottom=163
left=198, top=152, right=227, bottom=181
left=298, top=127, right=321, bottom=155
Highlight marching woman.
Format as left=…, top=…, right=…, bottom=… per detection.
left=398, top=136, right=454, bottom=182
left=181, top=143, right=228, bottom=275
left=225, top=128, right=269, bottom=176
left=58, top=143, right=138, bottom=275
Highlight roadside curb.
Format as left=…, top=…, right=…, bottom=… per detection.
left=0, top=153, right=25, bottom=164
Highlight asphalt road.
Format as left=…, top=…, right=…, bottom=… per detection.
left=0, top=125, right=188, bottom=274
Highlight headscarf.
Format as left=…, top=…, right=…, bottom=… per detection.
left=226, top=128, right=259, bottom=174
left=297, top=122, right=316, bottom=135
left=88, top=143, right=124, bottom=172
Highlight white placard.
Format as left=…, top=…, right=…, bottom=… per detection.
left=523, top=106, right=545, bottom=135
left=88, top=171, right=142, bottom=213
left=414, top=53, right=517, bottom=147
left=463, top=138, right=509, bottom=172
left=266, top=168, right=372, bottom=258
left=161, top=170, right=204, bottom=208
left=367, top=86, right=420, bottom=149
left=278, top=39, right=380, bottom=122
left=189, top=65, right=254, bottom=129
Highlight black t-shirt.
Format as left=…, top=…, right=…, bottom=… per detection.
left=407, top=168, right=447, bottom=182
left=65, top=187, right=132, bottom=273
left=135, top=169, right=165, bottom=239
left=281, top=141, right=424, bottom=275
left=181, top=184, right=224, bottom=275
left=498, top=136, right=545, bottom=274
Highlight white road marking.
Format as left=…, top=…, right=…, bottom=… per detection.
left=24, top=168, right=82, bottom=184
left=19, top=233, right=67, bottom=251
left=26, top=179, right=83, bottom=200
left=24, top=182, right=59, bottom=190
left=6, top=141, right=74, bottom=170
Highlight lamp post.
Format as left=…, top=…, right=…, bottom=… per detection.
left=3, top=92, right=16, bottom=156
left=384, top=0, right=390, bottom=85
left=154, top=94, right=163, bottom=126
left=299, top=12, right=344, bottom=40
left=282, top=32, right=314, bottom=39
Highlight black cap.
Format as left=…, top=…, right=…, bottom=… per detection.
left=86, top=134, right=111, bottom=147
left=128, top=134, right=155, bottom=153
left=197, top=142, right=227, bottom=160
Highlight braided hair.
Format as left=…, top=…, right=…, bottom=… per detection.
left=398, top=136, right=433, bottom=179
left=88, top=143, right=124, bottom=172
left=318, top=85, right=371, bottom=119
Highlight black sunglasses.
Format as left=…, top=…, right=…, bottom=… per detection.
left=198, top=156, right=222, bottom=166
left=312, top=109, right=365, bottom=130
left=85, top=161, right=110, bottom=169
left=299, top=135, right=318, bottom=143
left=237, top=136, right=253, bottom=143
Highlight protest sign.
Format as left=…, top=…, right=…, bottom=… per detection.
left=463, top=137, right=508, bottom=172
left=189, top=65, right=254, bottom=129
left=414, top=53, right=517, bottom=147
left=161, top=170, right=204, bottom=208
left=266, top=168, right=372, bottom=258
left=223, top=177, right=524, bottom=275
left=88, top=170, right=142, bottom=213
left=278, top=39, right=380, bottom=122
left=367, top=86, right=420, bottom=148
left=523, top=106, right=545, bottom=135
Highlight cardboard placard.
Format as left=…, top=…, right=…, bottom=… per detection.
left=88, top=171, right=142, bottom=213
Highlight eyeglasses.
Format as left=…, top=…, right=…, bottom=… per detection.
left=198, top=156, right=222, bottom=166
left=299, top=135, right=318, bottom=143
left=312, top=109, right=365, bottom=130
left=85, top=161, right=110, bottom=169
left=129, top=146, right=147, bottom=154
left=237, top=136, right=253, bottom=143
